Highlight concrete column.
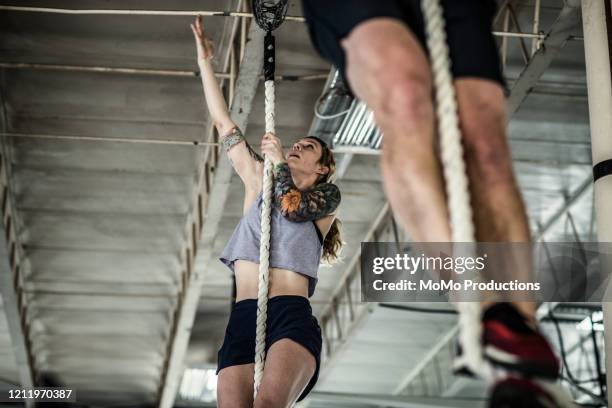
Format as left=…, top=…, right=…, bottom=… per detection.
left=581, top=0, right=612, bottom=398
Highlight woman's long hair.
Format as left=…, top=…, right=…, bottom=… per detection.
left=306, top=136, right=343, bottom=264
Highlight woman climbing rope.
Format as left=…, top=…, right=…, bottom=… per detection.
left=191, top=16, right=342, bottom=408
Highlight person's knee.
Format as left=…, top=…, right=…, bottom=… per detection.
left=379, top=73, right=432, bottom=124
left=462, top=94, right=505, bottom=134
left=362, top=48, right=432, bottom=119
left=254, top=375, right=294, bottom=408
left=342, top=19, right=420, bottom=70
left=378, top=77, right=434, bottom=165
left=458, top=79, right=506, bottom=133
left=342, top=19, right=432, bottom=119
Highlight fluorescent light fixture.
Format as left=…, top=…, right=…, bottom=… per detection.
left=178, top=367, right=218, bottom=402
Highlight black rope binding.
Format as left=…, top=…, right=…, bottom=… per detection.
left=263, top=32, right=275, bottom=81
left=252, top=0, right=289, bottom=81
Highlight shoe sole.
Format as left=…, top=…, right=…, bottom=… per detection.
left=490, top=377, right=575, bottom=408
left=484, top=345, right=559, bottom=379
left=454, top=345, right=559, bottom=380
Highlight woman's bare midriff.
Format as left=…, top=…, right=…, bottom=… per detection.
left=234, top=259, right=309, bottom=301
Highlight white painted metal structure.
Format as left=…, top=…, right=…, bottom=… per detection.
left=581, top=0, right=612, bottom=399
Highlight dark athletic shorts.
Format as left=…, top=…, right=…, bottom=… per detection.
left=217, top=295, right=322, bottom=402
left=302, top=0, right=505, bottom=89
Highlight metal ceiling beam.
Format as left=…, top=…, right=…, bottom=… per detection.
left=0, top=91, right=35, bottom=407
left=0, top=62, right=327, bottom=81
left=506, top=0, right=582, bottom=115
left=156, top=21, right=264, bottom=408
left=0, top=5, right=557, bottom=41
left=0, top=5, right=306, bottom=21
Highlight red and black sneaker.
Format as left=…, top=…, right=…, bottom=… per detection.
left=481, top=303, right=560, bottom=379
left=455, top=304, right=573, bottom=407
left=454, top=303, right=560, bottom=380
left=490, top=377, right=569, bottom=408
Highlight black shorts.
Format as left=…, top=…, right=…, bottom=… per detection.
left=217, top=296, right=322, bottom=402
left=302, top=0, right=505, bottom=89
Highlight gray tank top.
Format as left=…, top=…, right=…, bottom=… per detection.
left=219, top=192, right=323, bottom=297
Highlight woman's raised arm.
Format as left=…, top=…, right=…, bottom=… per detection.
left=191, top=16, right=262, bottom=191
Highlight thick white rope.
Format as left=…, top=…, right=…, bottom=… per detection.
left=420, top=0, right=490, bottom=379
left=254, top=79, right=275, bottom=397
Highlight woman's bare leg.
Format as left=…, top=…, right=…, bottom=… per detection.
left=254, top=339, right=316, bottom=408
left=217, top=364, right=255, bottom=408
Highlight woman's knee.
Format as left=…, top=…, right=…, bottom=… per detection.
left=252, top=340, right=316, bottom=408
left=253, top=387, right=289, bottom=408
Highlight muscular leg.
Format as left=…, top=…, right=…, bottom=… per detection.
left=342, top=19, right=452, bottom=242
left=217, top=364, right=254, bottom=408
left=455, top=80, right=527, bottom=241
left=341, top=20, right=535, bottom=319
left=254, top=339, right=316, bottom=408
left=455, top=79, right=536, bottom=321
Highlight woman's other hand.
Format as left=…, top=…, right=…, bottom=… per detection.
left=260, top=133, right=286, bottom=165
